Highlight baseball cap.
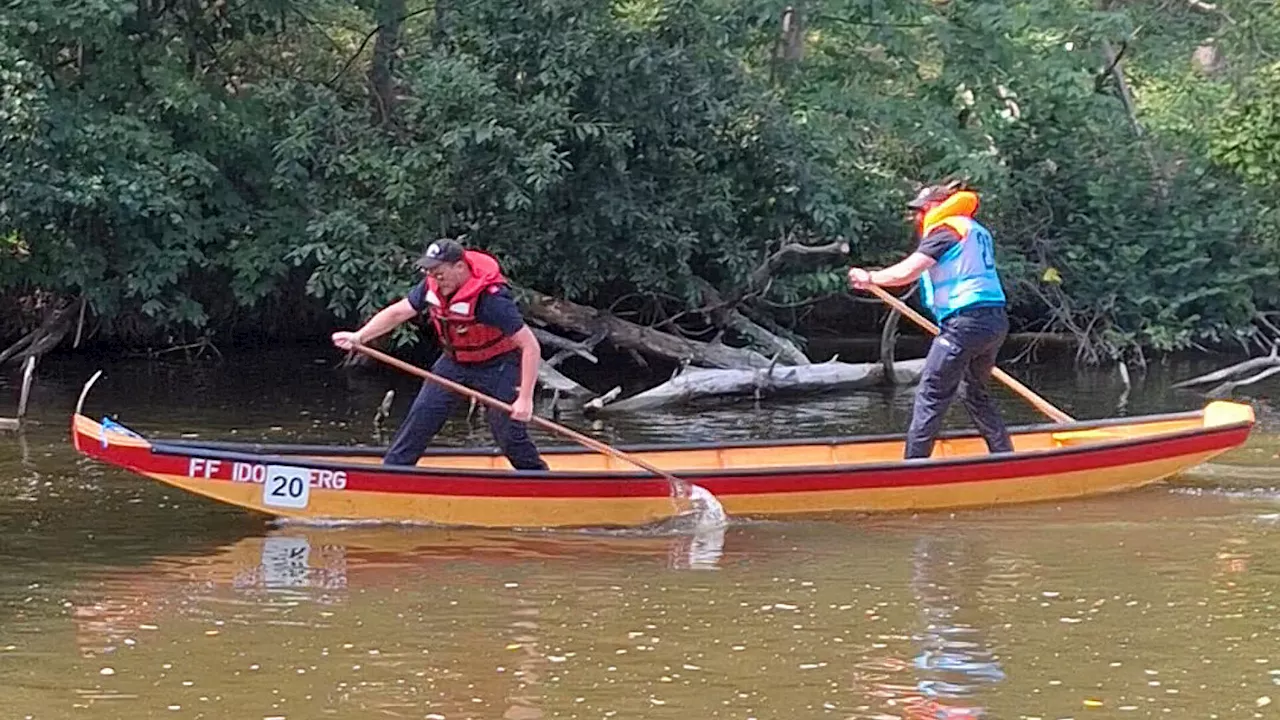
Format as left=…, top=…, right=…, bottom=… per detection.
left=906, top=180, right=964, bottom=210
left=414, top=238, right=465, bottom=270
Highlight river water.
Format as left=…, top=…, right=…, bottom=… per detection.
left=3, top=346, right=1280, bottom=719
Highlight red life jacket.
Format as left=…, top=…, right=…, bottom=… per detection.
left=423, top=250, right=520, bottom=363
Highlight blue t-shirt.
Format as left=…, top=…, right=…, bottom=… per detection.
left=406, top=282, right=526, bottom=336
left=916, top=226, right=962, bottom=260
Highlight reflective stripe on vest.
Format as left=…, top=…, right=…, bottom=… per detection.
left=919, top=216, right=1006, bottom=322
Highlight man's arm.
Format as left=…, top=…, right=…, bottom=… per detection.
left=868, top=253, right=936, bottom=287
left=332, top=298, right=418, bottom=349
left=509, top=326, right=542, bottom=421
left=475, top=287, right=541, bottom=421
left=849, top=227, right=958, bottom=289
left=873, top=226, right=962, bottom=285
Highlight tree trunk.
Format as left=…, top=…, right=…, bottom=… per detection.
left=369, top=0, right=405, bottom=127
left=1096, top=0, right=1163, bottom=187
left=432, top=0, right=451, bottom=47
left=773, top=2, right=806, bottom=84
left=780, top=4, right=805, bottom=62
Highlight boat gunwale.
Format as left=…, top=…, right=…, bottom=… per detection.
left=82, top=410, right=1256, bottom=483
left=144, top=407, right=1209, bottom=457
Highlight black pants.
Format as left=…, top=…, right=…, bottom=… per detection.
left=383, top=355, right=548, bottom=470
left=905, top=306, right=1013, bottom=459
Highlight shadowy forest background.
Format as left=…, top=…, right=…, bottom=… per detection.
left=3, top=0, right=1280, bottom=372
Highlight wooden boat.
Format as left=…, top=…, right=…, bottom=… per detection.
left=69, top=365, right=1256, bottom=527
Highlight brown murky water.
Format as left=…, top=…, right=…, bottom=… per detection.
left=3, top=347, right=1280, bottom=719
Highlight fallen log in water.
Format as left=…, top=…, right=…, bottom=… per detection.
left=522, top=290, right=776, bottom=370
left=692, top=277, right=810, bottom=366
left=1173, top=341, right=1280, bottom=397
left=517, top=239, right=849, bottom=379
left=584, top=357, right=927, bottom=414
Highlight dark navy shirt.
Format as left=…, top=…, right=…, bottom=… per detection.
left=916, top=226, right=962, bottom=261
left=406, top=282, right=526, bottom=336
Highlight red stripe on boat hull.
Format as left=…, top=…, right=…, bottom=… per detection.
left=73, top=421, right=1250, bottom=499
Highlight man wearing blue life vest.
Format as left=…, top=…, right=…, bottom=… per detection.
left=848, top=183, right=1014, bottom=460
left=331, top=238, right=549, bottom=470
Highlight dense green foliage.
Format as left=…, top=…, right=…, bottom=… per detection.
left=2, top=0, right=1278, bottom=360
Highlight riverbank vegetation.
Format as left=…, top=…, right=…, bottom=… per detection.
left=3, top=0, right=1279, bottom=371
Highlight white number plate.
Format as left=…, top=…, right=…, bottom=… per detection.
left=262, top=465, right=311, bottom=509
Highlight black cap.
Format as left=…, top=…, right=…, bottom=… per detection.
left=906, top=180, right=964, bottom=209
left=414, top=239, right=465, bottom=270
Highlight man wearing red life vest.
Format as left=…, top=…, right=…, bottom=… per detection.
left=331, top=239, right=548, bottom=470
left=847, top=182, right=1013, bottom=460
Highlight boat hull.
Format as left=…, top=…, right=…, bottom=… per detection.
left=70, top=401, right=1256, bottom=528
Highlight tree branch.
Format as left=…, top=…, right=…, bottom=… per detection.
left=531, top=327, right=606, bottom=367
left=747, top=239, right=850, bottom=293
left=694, top=277, right=810, bottom=365
left=815, top=14, right=924, bottom=28
left=1094, top=38, right=1132, bottom=95
left=327, top=6, right=433, bottom=87
left=521, top=291, right=775, bottom=370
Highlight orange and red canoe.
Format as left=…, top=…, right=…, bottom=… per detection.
left=70, top=372, right=1256, bottom=528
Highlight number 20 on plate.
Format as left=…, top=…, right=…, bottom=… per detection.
left=263, top=465, right=311, bottom=509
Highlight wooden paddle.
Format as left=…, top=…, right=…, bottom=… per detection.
left=864, top=284, right=1076, bottom=424
left=350, top=344, right=695, bottom=501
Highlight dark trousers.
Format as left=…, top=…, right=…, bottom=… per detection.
left=383, top=355, right=548, bottom=470
left=905, top=306, right=1014, bottom=460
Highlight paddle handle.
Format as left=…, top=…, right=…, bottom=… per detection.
left=866, top=284, right=1075, bottom=424
left=351, top=344, right=692, bottom=492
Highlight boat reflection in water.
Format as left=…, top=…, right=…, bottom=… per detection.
left=851, top=534, right=1009, bottom=719
left=905, top=536, right=1007, bottom=718
left=231, top=521, right=727, bottom=591
left=71, top=522, right=728, bottom=651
